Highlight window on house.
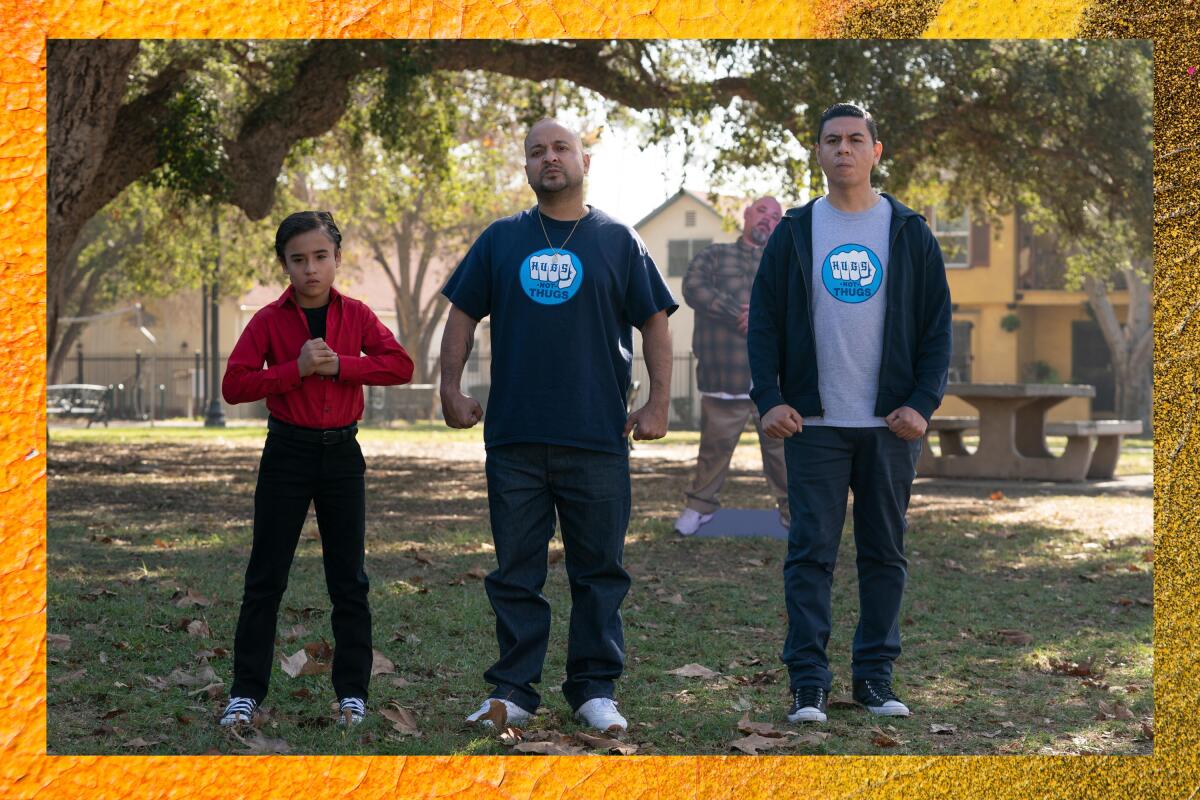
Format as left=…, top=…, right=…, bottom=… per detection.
left=667, top=238, right=713, bottom=277
left=949, top=320, right=973, bottom=382
left=684, top=210, right=697, bottom=228
left=930, top=207, right=970, bottom=269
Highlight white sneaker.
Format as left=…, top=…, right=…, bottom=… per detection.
left=574, top=697, right=628, bottom=734
left=465, top=698, right=532, bottom=728
left=674, top=508, right=714, bottom=536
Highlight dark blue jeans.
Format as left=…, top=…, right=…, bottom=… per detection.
left=781, top=426, right=921, bottom=690
left=483, top=443, right=632, bottom=712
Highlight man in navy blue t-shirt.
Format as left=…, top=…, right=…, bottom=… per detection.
left=439, top=118, right=677, bottom=735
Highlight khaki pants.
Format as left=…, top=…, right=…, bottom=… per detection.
left=684, top=396, right=788, bottom=518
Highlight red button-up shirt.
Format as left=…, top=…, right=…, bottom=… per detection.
left=222, top=286, right=415, bottom=428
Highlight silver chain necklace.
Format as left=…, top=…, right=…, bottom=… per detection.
left=537, top=205, right=586, bottom=255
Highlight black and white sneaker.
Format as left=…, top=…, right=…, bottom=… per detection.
left=786, top=686, right=828, bottom=723
left=219, top=696, right=257, bottom=727
left=337, top=697, right=367, bottom=726
left=853, top=679, right=910, bottom=716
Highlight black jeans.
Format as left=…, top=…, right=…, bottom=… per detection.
left=483, top=443, right=632, bottom=713
left=229, top=430, right=371, bottom=702
left=781, top=426, right=921, bottom=690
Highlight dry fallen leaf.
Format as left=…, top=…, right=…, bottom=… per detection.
left=744, top=558, right=765, bottom=567
left=123, top=737, right=161, bottom=749
left=929, top=723, right=957, bottom=735
left=944, top=559, right=966, bottom=572
left=303, top=640, right=334, bottom=662
left=869, top=726, right=901, bottom=747
left=101, top=708, right=126, bottom=720
left=191, top=682, right=225, bottom=699
left=1141, top=721, right=1154, bottom=740
left=380, top=702, right=421, bottom=737
left=47, top=633, right=71, bottom=652
left=667, top=663, right=721, bottom=680
left=995, top=629, right=1033, bottom=646
left=464, top=566, right=488, bottom=580
left=575, top=731, right=639, bottom=755
left=230, top=729, right=291, bottom=754
left=283, top=606, right=324, bottom=622
left=480, top=699, right=508, bottom=729
left=1047, top=658, right=1100, bottom=678
left=172, top=589, right=213, bottom=609
left=989, top=490, right=1005, bottom=501
left=279, top=648, right=329, bottom=678
left=660, top=592, right=686, bottom=606
left=371, top=649, right=396, bottom=676
left=737, top=713, right=789, bottom=738
left=186, top=619, right=211, bottom=638
left=547, top=549, right=564, bottom=565
left=168, top=668, right=205, bottom=687
left=281, top=624, right=308, bottom=642
left=514, top=740, right=586, bottom=755
left=730, top=733, right=787, bottom=754
left=1095, top=701, right=1132, bottom=721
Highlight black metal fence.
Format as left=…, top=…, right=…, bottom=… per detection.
left=57, top=352, right=709, bottom=427
left=54, top=354, right=214, bottom=420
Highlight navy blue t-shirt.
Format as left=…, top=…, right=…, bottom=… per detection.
left=442, top=206, right=677, bottom=455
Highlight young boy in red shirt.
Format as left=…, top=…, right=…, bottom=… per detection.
left=219, top=211, right=414, bottom=727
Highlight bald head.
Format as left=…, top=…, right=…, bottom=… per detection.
left=524, top=117, right=590, bottom=203
left=743, top=195, right=782, bottom=246
left=524, top=118, right=584, bottom=154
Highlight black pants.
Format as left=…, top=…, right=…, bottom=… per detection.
left=229, top=430, right=371, bottom=702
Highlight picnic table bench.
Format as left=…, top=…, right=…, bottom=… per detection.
left=47, top=384, right=110, bottom=427
left=922, top=414, right=1143, bottom=480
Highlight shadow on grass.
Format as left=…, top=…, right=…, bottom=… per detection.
left=47, top=439, right=1152, bottom=756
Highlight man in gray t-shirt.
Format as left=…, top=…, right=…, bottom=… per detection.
left=807, top=195, right=892, bottom=428
left=750, top=103, right=952, bottom=725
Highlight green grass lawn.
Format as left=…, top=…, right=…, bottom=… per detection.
left=46, top=427, right=1153, bottom=755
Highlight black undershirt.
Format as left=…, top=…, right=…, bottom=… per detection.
left=302, top=303, right=329, bottom=340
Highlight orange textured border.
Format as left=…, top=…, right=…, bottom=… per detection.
left=5, top=1, right=1192, bottom=797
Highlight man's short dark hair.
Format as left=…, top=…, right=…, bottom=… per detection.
left=818, top=103, right=878, bottom=143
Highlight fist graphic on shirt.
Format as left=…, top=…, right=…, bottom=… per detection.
left=829, top=249, right=877, bottom=286
left=529, top=253, right=578, bottom=288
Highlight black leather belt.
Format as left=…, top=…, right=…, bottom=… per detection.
left=267, top=416, right=357, bottom=445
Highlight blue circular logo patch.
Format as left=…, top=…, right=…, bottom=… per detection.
left=520, top=248, right=584, bottom=305
left=821, top=244, right=883, bottom=304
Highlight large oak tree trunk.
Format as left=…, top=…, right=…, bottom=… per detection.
left=1084, top=269, right=1153, bottom=432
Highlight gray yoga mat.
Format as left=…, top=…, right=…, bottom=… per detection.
left=688, top=508, right=789, bottom=540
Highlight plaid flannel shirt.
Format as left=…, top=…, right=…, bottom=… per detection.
left=682, top=239, right=763, bottom=394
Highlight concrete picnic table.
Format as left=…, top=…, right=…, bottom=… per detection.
left=918, top=382, right=1096, bottom=481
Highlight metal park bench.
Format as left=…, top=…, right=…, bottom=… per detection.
left=47, top=384, right=110, bottom=427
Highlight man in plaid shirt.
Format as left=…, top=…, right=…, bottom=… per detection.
left=674, top=196, right=788, bottom=536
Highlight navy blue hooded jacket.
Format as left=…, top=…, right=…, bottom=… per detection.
left=747, top=193, right=953, bottom=423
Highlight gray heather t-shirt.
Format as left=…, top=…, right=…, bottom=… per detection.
left=805, top=195, right=892, bottom=428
